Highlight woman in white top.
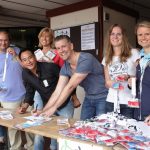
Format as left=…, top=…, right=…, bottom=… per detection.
left=102, top=24, right=139, bottom=118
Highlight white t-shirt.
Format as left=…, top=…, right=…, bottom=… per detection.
left=102, top=49, right=140, bottom=104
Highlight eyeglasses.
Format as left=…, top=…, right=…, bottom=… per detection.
left=110, top=33, right=122, bottom=37
left=21, top=55, right=34, bottom=63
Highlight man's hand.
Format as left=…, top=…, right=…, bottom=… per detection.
left=144, top=115, right=150, bottom=126
left=31, top=109, right=42, bottom=116
left=41, top=106, right=57, bottom=118
left=17, top=103, right=29, bottom=114
left=7, top=47, right=16, bottom=56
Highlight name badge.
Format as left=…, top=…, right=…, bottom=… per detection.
left=45, top=51, right=56, bottom=60
left=43, top=80, right=49, bottom=87
left=34, top=49, right=44, bottom=61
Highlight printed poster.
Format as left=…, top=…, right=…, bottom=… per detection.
left=54, top=28, right=70, bottom=37
left=81, top=23, right=95, bottom=50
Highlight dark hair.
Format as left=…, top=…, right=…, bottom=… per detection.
left=0, top=30, right=11, bottom=42
left=18, top=48, right=34, bottom=60
left=54, top=35, right=72, bottom=43
left=0, top=30, right=9, bottom=35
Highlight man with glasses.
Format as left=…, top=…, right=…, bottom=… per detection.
left=17, top=49, right=74, bottom=150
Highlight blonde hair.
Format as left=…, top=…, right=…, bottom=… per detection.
left=104, top=24, right=131, bottom=65
left=38, top=27, right=54, bottom=48
left=135, top=21, right=150, bottom=34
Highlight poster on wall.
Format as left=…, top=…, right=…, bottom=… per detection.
left=54, top=28, right=70, bottom=37
left=81, top=23, right=95, bottom=51
left=58, top=138, right=102, bottom=150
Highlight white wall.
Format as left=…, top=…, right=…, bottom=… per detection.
left=103, top=7, right=137, bottom=49
left=51, top=7, right=98, bottom=30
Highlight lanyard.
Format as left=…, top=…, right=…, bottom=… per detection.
left=139, top=49, right=150, bottom=74
left=2, top=52, right=9, bottom=82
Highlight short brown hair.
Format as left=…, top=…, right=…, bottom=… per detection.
left=54, top=35, right=72, bottom=44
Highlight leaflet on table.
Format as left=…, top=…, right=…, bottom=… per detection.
left=0, top=110, right=13, bottom=120
left=24, top=115, right=52, bottom=123
left=14, top=116, right=52, bottom=129
left=14, top=120, right=42, bottom=130
left=57, top=118, right=69, bottom=125
left=59, top=112, right=150, bottom=149
left=136, top=121, right=150, bottom=137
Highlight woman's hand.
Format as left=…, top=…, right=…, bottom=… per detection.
left=31, top=109, right=42, bottom=116
left=144, top=115, right=150, bottom=126
left=40, top=106, right=57, bottom=118
left=105, top=80, right=115, bottom=88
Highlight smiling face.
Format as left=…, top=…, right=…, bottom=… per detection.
left=137, top=26, right=150, bottom=50
left=39, top=31, right=51, bottom=47
left=0, top=32, right=10, bottom=51
left=55, top=39, right=73, bottom=61
left=20, top=51, right=37, bottom=71
left=110, top=26, right=123, bottom=48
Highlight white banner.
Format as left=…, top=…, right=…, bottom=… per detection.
left=58, top=138, right=103, bottom=150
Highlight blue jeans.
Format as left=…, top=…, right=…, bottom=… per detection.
left=34, top=92, right=44, bottom=150
left=80, top=96, right=106, bottom=120
left=0, top=126, right=6, bottom=138
left=50, top=99, right=74, bottom=150
left=34, top=99, right=74, bottom=150
left=106, top=102, right=134, bottom=118
left=34, top=135, right=44, bottom=150
left=34, top=91, right=43, bottom=110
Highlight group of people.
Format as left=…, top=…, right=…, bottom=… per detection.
left=0, top=20, right=149, bottom=150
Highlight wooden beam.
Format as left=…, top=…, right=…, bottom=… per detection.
left=46, top=0, right=100, bottom=17
left=102, top=0, right=139, bottom=18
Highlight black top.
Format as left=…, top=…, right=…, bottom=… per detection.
left=22, top=62, right=60, bottom=106
left=134, top=61, right=150, bottom=121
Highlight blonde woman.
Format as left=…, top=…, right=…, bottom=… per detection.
left=36, top=27, right=64, bottom=66
left=134, top=21, right=150, bottom=122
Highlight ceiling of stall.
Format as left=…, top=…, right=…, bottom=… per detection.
left=0, top=0, right=149, bottom=27
left=0, top=0, right=83, bottom=27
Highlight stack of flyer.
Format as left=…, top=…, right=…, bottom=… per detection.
left=59, top=112, right=150, bottom=149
